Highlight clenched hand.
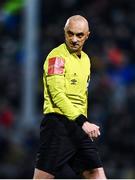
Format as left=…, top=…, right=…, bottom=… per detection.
left=82, top=121, right=100, bottom=140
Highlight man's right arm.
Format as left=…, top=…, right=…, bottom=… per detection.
left=44, top=56, right=81, bottom=121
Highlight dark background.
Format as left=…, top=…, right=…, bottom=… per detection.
left=0, top=0, right=135, bottom=178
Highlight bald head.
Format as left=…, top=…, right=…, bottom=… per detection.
left=64, top=15, right=90, bottom=55
left=64, top=15, right=89, bottom=33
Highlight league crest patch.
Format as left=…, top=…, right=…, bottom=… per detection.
left=48, top=57, right=65, bottom=75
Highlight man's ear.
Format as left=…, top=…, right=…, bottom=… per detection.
left=86, top=31, right=90, bottom=40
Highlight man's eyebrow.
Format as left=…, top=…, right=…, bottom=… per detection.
left=76, top=32, right=84, bottom=36
left=67, top=31, right=84, bottom=35
left=67, top=30, right=74, bottom=34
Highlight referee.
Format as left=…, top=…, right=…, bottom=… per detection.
left=33, top=15, right=106, bottom=179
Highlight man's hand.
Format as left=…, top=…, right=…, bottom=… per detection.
left=82, top=121, right=100, bottom=140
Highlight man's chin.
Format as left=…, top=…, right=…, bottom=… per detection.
left=69, top=46, right=79, bottom=52
left=66, top=43, right=80, bottom=53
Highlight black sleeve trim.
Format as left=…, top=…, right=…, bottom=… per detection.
left=75, top=114, right=88, bottom=126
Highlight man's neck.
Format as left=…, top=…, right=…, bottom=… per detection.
left=65, top=43, right=81, bottom=58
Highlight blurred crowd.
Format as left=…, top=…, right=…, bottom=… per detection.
left=0, top=0, right=135, bottom=178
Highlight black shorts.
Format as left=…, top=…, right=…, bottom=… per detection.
left=35, top=113, right=102, bottom=177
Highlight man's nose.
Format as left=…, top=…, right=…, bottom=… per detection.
left=72, top=35, right=78, bottom=43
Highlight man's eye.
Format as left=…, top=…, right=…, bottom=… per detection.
left=67, top=31, right=73, bottom=36
left=78, top=35, right=83, bottom=38
left=68, top=33, right=73, bottom=36
left=77, top=33, right=84, bottom=38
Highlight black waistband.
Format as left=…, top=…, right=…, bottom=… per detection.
left=44, top=113, right=68, bottom=121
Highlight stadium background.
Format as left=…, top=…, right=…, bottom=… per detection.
left=0, top=0, right=135, bottom=178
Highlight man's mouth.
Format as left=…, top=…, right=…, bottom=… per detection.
left=70, top=43, right=79, bottom=47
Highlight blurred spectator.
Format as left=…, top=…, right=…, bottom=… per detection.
left=0, top=99, right=14, bottom=128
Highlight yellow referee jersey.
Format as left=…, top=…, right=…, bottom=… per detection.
left=43, top=43, right=91, bottom=120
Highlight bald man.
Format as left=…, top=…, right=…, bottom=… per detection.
left=33, top=15, right=106, bottom=179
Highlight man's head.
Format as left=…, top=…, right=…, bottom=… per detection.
left=64, top=15, right=90, bottom=55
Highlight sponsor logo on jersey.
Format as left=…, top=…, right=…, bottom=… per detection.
left=71, top=79, right=77, bottom=85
